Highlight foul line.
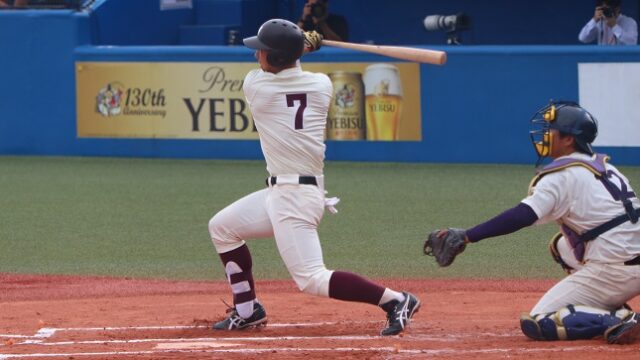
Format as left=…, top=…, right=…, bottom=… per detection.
left=1, top=323, right=517, bottom=342
left=0, top=324, right=635, bottom=359
left=18, top=335, right=382, bottom=347
left=0, top=322, right=361, bottom=343
left=0, top=345, right=634, bottom=359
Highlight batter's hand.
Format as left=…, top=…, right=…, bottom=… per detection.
left=303, top=31, right=323, bottom=53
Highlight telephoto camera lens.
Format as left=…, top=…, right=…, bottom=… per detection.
left=423, top=15, right=457, bottom=31
left=424, top=13, right=470, bottom=32
left=423, top=13, right=471, bottom=45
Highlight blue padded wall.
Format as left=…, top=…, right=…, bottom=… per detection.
left=90, top=0, right=194, bottom=45
left=0, top=10, right=91, bottom=155
left=1, top=3, right=640, bottom=165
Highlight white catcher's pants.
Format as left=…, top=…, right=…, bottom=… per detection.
left=209, top=180, right=334, bottom=297
left=531, top=262, right=640, bottom=314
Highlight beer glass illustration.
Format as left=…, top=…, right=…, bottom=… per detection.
left=327, top=71, right=366, bottom=140
left=363, top=64, right=403, bottom=141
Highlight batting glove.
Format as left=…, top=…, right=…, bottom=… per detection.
left=303, top=31, right=323, bottom=53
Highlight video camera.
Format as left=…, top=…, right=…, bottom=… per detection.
left=423, top=13, right=471, bottom=45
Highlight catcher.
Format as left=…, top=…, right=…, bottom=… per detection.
left=425, top=101, right=640, bottom=344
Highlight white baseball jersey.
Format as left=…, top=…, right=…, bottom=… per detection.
left=522, top=152, right=640, bottom=264
left=523, top=152, right=640, bottom=314
left=243, top=65, right=332, bottom=176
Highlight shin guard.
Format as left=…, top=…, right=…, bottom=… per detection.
left=521, top=305, right=631, bottom=340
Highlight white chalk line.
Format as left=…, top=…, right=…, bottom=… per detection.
left=0, top=328, right=55, bottom=340
left=1, top=324, right=518, bottom=347
left=1, top=323, right=517, bottom=340
left=18, top=335, right=382, bottom=346
left=0, top=322, right=353, bottom=342
left=0, top=345, right=636, bottom=359
left=0, top=324, right=636, bottom=359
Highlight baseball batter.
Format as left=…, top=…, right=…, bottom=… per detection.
left=426, top=101, right=640, bottom=344
left=208, top=19, right=420, bottom=336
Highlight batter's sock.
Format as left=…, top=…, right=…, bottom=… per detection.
left=378, top=288, right=406, bottom=312
left=328, top=271, right=386, bottom=306
left=219, top=244, right=257, bottom=319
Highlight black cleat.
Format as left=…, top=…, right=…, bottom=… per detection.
left=605, top=312, right=640, bottom=344
left=380, top=292, right=421, bottom=336
left=212, top=302, right=267, bottom=330
left=519, top=313, right=545, bottom=340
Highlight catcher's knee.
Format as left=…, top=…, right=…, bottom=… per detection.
left=520, top=305, right=631, bottom=341
left=289, top=267, right=333, bottom=297
left=208, top=215, right=243, bottom=253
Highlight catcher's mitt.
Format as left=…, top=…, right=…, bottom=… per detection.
left=303, top=31, right=323, bottom=53
left=424, top=228, right=467, bottom=267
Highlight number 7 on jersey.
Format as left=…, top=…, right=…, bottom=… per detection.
left=286, top=93, right=307, bottom=130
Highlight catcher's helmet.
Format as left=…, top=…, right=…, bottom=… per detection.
left=530, top=101, right=598, bottom=163
left=243, top=19, right=304, bottom=67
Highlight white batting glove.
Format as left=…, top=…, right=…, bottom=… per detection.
left=324, top=196, right=340, bottom=214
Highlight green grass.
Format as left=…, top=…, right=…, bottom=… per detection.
left=1, top=156, right=638, bottom=281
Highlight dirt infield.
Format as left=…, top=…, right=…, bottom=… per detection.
left=1, top=273, right=639, bottom=359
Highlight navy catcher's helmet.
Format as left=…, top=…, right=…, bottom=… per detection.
left=530, top=101, right=598, bottom=163
left=243, top=19, right=304, bottom=67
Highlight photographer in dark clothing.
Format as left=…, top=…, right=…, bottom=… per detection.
left=297, top=0, right=348, bottom=41
left=579, top=0, right=637, bottom=45
left=0, top=0, right=27, bottom=8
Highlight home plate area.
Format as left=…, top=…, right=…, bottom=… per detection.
left=1, top=276, right=639, bottom=359
left=3, top=321, right=640, bottom=360
left=0, top=322, right=445, bottom=359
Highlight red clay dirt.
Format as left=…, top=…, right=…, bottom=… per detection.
left=1, top=273, right=639, bottom=359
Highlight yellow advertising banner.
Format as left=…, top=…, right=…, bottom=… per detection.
left=76, top=62, right=421, bottom=141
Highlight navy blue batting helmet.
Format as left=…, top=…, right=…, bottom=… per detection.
left=243, top=19, right=304, bottom=67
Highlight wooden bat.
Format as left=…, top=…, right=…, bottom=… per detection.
left=321, top=40, right=447, bottom=65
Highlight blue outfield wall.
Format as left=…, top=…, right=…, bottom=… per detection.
left=1, top=11, right=639, bottom=165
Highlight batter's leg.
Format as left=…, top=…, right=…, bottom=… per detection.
left=267, top=185, right=419, bottom=335
left=209, top=189, right=273, bottom=322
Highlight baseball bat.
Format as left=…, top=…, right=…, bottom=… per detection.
left=321, top=40, right=447, bottom=65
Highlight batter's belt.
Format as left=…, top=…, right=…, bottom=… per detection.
left=266, top=175, right=320, bottom=187
left=625, top=255, right=640, bottom=266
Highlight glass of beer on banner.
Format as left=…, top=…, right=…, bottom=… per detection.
left=364, top=64, right=403, bottom=141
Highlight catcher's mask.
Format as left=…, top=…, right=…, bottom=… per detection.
left=530, top=101, right=598, bottom=166
left=243, top=19, right=304, bottom=67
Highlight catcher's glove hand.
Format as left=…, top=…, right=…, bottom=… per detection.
left=303, top=31, right=323, bottom=53
left=424, top=228, right=468, bottom=267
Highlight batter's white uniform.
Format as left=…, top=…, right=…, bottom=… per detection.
left=209, top=64, right=335, bottom=297
left=522, top=152, right=640, bottom=314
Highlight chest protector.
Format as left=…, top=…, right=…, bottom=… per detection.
left=529, top=153, right=639, bottom=262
